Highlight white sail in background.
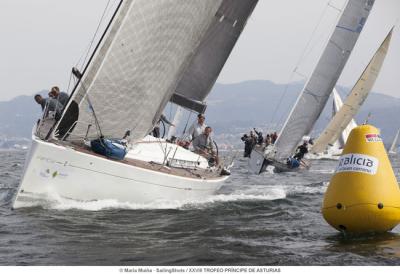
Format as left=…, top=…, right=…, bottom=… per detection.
left=332, top=88, right=357, bottom=147
left=54, top=0, right=223, bottom=143
left=167, top=106, right=184, bottom=139
left=311, top=28, right=393, bottom=154
left=272, top=0, right=374, bottom=161
left=389, top=128, right=400, bottom=154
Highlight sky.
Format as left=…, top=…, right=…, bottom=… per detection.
left=0, top=0, right=399, bottom=102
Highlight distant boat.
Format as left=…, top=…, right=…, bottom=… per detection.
left=389, top=128, right=400, bottom=155
left=13, top=0, right=258, bottom=208
left=249, top=0, right=374, bottom=174
left=310, top=28, right=393, bottom=155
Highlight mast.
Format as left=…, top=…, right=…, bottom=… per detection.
left=272, top=0, right=374, bottom=161
left=54, top=0, right=224, bottom=144
left=311, top=28, right=393, bottom=154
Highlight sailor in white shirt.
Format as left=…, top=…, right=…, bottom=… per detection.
left=187, top=113, right=206, bottom=141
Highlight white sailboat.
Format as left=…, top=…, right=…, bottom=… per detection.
left=13, top=0, right=258, bottom=208
left=310, top=28, right=393, bottom=155
left=249, top=0, right=375, bottom=174
left=389, top=128, right=400, bottom=155
left=306, top=88, right=358, bottom=160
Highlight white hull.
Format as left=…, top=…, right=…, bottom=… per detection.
left=13, top=136, right=228, bottom=209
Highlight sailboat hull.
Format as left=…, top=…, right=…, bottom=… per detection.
left=12, top=136, right=228, bottom=208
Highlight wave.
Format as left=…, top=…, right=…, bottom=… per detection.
left=14, top=187, right=287, bottom=211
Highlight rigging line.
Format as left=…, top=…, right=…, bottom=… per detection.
left=273, top=0, right=345, bottom=131
left=268, top=0, right=333, bottom=129
left=79, top=0, right=113, bottom=69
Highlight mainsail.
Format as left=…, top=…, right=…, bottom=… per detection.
left=272, top=0, right=374, bottom=160
left=310, top=29, right=392, bottom=154
left=54, top=0, right=223, bottom=143
left=389, top=128, right=400, bottom=154
left=332, top=88, right=357, bottom=147
left=170, top=0, right=258, bottom=114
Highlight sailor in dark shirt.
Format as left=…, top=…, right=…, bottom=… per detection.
left=253, top=128, right=264, bottom=145
left=241, top=134, right=255, bottom=158
left=294, top=141, right=309, bottom=161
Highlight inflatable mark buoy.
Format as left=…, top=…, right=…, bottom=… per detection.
left=322, top=124, right=400, bottom=233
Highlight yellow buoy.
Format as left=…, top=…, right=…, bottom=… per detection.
left=322, top=124, right=400, bottom=233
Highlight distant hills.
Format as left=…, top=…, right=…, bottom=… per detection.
left=1, top=81, right=399, bottom=144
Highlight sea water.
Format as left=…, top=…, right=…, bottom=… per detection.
left=1, top=150, right=400, bottom=265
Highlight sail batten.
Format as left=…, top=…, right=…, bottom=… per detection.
left=272, top=0, right=374, bottom=160
left=55, top=0, right=224, bottom=143
left=311, top=29, right=392, bottom=154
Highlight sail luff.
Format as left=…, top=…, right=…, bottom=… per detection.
left=272, top=0, right=374, bottom=160
left=389, top=128, right=400, bottom=153
left=54, top=0, right=224, bottom=144
left=310, top=28, right=393, bottom=154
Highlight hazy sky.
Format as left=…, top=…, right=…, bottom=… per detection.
left=0, top=0, right=399, bottom=102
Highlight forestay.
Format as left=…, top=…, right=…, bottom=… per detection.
left=310, top=29, right=392, bottom=154
left=170, top=0, right=258, bottom=113
left=272, top=0, right=375, bottom=160
left=54, top=0, right=223, bottom=143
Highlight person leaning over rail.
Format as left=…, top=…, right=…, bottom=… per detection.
left=34, top=94, right=63, bottom=118
left=49, top=86, right=69, bottom=108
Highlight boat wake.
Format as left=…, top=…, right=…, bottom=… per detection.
left=13, top=187, right=287, bottom=211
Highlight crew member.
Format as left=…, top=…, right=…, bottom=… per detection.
left=192, top=126, right=218, bottom=166
left=49, top=86, right=69, bottom=108
left=294, top=141, right=308, bottom=161
left=187, top=113, right=206, bottom=141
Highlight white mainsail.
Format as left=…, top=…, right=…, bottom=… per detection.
left=389, top=128, right=400, bottom=154
left=272, top=0, right=374, bottom=161
left=54, top=0, right=223, bottom=143
left=310, top=29, right=393, bottom=154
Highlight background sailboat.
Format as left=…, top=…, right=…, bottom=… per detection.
left=249, top=0, right=375, bottom=174
left=306, top=88, right=358, bottom=160
left=310, top=28, right=393, bottom=154
left=389, top=128, right=400, bottom=154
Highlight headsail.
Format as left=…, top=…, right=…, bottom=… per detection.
left=272, top=0, right=374, bottom=160
left=170, top=0, right=258, bottom=113
left=389, top=128, right=400, bottom=154
left=54, top=0, right=223, bottom=143
left=310, top=28, right=392, bottom=154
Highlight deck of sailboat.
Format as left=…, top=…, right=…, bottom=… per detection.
left=49, top=139, right=225, bottom=181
